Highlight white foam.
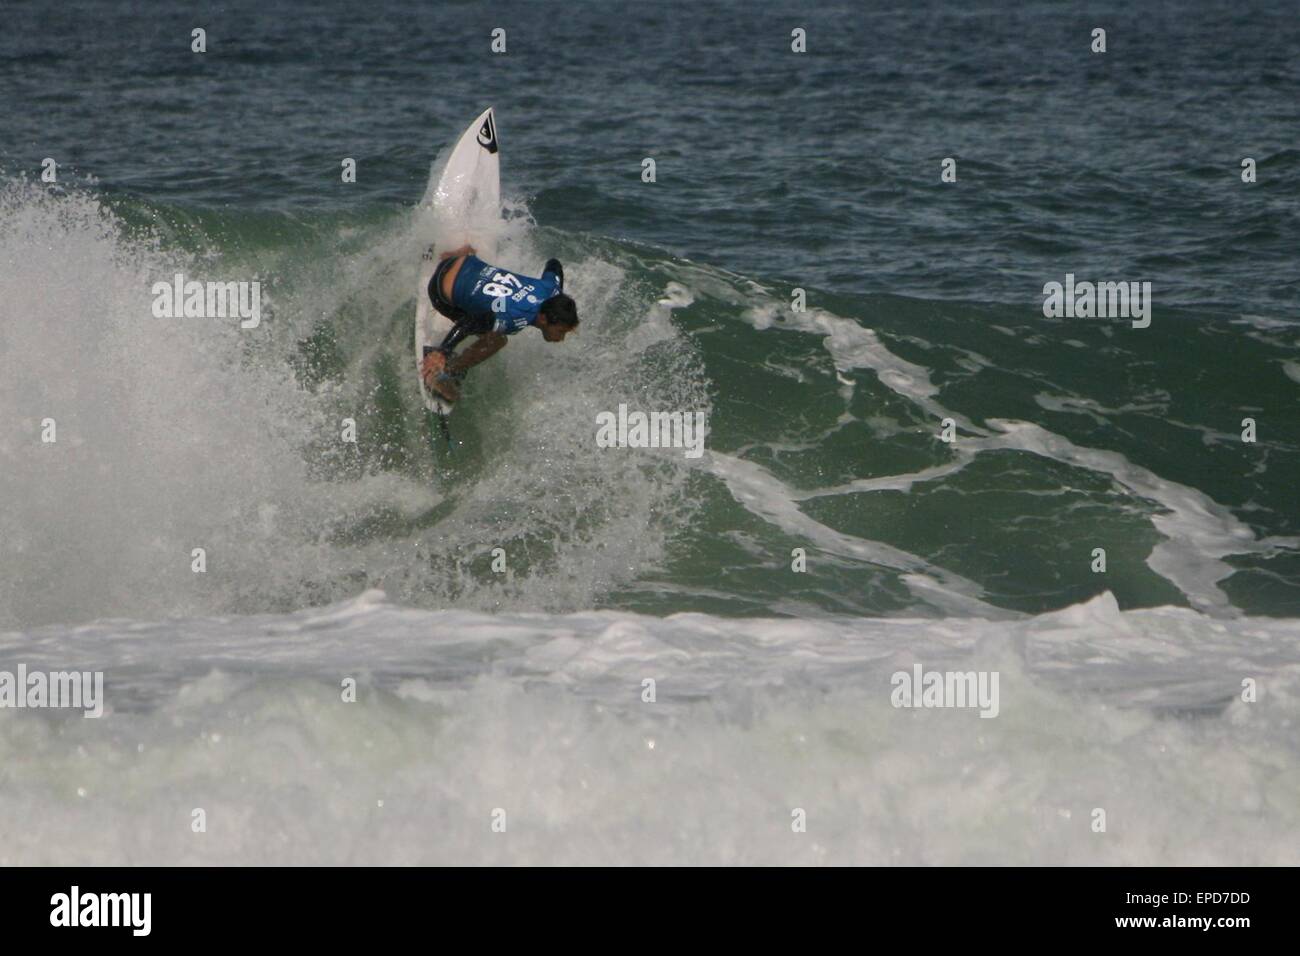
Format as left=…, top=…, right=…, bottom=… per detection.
left=703, top=452, right=1015, bottom=618
left=1, top=591, right=1297, bottom=865
left=982, top=420, right=1297, bottom=615
left=0, top=178, right=708, bottom=625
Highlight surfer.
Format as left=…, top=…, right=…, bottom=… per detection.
left=420, top=244, right=579, bottom=402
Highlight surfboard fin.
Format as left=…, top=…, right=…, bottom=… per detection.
left=436, top=412, right=454, bottom=453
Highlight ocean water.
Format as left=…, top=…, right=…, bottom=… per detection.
left=1, top=0, right=1298, bottom=865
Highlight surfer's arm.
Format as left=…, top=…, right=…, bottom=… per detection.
left=447, top=331, right=507, bottom=375
left=439, top=244, right=476, bottom=262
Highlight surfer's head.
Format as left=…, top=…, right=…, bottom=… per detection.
left=537, top=293, right=579, bottom=342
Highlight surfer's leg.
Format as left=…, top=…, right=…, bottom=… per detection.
left=426, top=260, right=474, bottom=371
left=437, top=313, right=494, bottom=356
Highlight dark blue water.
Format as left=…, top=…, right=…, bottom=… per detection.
left=4, top=0, right=1297, bottom=311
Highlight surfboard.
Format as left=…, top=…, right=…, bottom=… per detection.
left=415, top=107, right=501, bottom=416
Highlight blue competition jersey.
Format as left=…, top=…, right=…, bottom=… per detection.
left=450, top=255, right=562, bottom=335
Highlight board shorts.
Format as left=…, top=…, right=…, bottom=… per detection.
left=428, top=256, right=494, bottom=352
left=429, top=256, right=469, bottom=323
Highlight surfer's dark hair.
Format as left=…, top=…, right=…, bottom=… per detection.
left=540, top=293, right=579, bottom=327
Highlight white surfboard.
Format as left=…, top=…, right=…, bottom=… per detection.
left=415, top=107, right=502, bottom=415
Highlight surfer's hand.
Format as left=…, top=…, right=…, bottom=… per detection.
left=420, top=351, right=447, bottom=388
left=438, top=244, right=476, bottom=261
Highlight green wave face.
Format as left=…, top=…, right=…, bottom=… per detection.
left=2, top=181, right=1297, bottom=627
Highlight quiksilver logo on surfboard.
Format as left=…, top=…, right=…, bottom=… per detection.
left=477, top=114, right=498, bottom=154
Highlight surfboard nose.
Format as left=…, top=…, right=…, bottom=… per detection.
left=475, top=108, right=498, bottom=154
